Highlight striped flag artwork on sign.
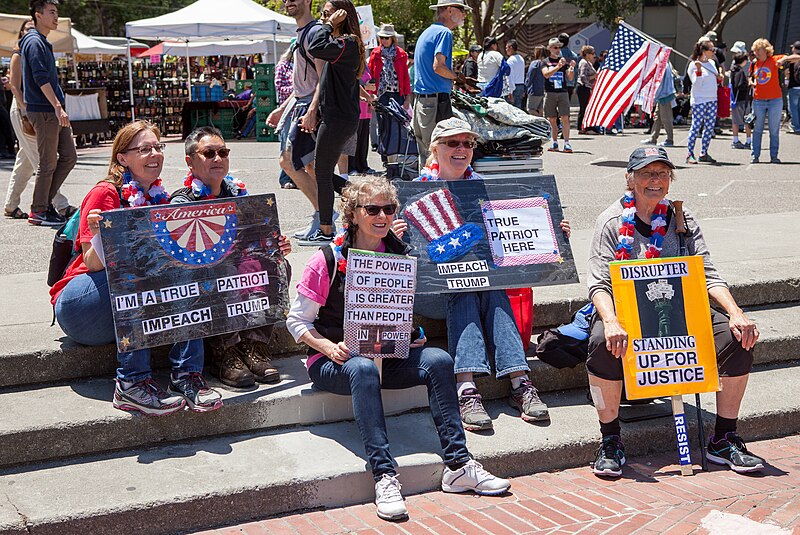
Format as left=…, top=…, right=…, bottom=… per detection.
left=582, top=22, right=671, bottom=129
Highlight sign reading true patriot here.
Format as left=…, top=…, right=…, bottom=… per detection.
left=610, top=256, right=720, bottom=400
left=100, top=194, right=290, bottom=352
left=395, top=175, right=578, bottom=294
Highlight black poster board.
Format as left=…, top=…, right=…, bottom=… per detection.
left=396, top=175, right=578, bottom=294
left=99, top=194, right=290, bottom=352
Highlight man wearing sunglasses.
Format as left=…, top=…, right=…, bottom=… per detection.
left=171, top=127, right=293, bottom=388
left=412, top=0, right=470, bottom=168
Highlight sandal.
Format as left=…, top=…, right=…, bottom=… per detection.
left=4, top=207, right=28, bottom=219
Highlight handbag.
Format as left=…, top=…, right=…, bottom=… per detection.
left=21, top=115, right=35, bottom=136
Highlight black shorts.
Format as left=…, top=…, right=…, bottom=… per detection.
left=586, top=307, right=753, bottom=381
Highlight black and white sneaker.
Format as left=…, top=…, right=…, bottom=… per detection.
left=706, top=432, right=765, bottom=473
left=298, top=228, right=334, bottom=246
left=28, top=210, right=65, bottom=227
left=592, top=435, right=626, bottom=477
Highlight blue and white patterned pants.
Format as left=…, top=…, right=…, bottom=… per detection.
left=687, top=100, right=717, bottom=157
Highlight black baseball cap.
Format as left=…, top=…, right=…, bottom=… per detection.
left=469, top=44, right=481, bottom=52
left=627, top=147, right=676, bottom=172
left=792, top=41, right=800, bottom=50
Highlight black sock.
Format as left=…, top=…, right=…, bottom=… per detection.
left=713, top=416, right=737, bottom=441
left=599, top=418, right=621, bottom=438
left=447, top=460, right=467, bottom=472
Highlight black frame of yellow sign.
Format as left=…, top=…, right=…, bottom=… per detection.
left=610, top=256, right=720, bottom=401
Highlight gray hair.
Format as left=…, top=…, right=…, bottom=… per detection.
left=185, top=126, right=224, bottom=156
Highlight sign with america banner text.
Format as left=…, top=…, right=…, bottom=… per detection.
left=99, top=194, right=290, bottom=352
left=396, top=175, right=577, bottom=294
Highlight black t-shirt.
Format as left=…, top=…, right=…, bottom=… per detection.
left=789, top=61, right=800, bottom=89
left=462, top=57, right=478, bottom=79
left=543, top=56, right=568, bottom=93
left=308, top=24, right=361, bottom=124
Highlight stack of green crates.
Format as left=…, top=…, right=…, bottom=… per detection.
left=254, top=64, right=278, bottom=142
left=209, top=108, right=236, bottom=139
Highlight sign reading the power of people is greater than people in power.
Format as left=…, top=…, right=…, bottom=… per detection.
left=100, top=194, right=290, bottom=352
left=610, top=256, right=720, bottom=400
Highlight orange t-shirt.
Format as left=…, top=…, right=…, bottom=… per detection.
left=49, top=182, right=121, bottom=305
left=752, top=55, right=785, bottom=100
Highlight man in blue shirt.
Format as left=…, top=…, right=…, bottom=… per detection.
left=21, top=0, right=77, bottom=226
left=412, top=0, right=469, bottom=167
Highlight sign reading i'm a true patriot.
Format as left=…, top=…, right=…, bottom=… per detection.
left=100, top=194, right=290, bottom=352
left=344, top=249, right=417, bottom=359
left=610, top=256, right=720, bottom=400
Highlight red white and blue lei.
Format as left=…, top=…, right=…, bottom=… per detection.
left=120, top=170, right=169, bottom=206
left=417, top=161, right=478, bottom=181
left=616, top=191, right=669, bottom=260
left=184, top=171, right=248, bottom=199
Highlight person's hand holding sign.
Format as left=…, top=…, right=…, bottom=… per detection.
left=604, top=316, right=628, bottom=358
left=87, top=208, right=103, bottom=236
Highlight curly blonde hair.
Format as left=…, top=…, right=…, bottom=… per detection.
left=751, top=38, right=774, bottom=56
left=339, top=176, right=399, bottom=230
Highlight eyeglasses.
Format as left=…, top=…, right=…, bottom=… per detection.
left=125, top=143, right=166, bottom=155
left=357, top=204, right=398, bottom=216
left=450, top=5, right=465, bottom=12
left=441, top=139, right=476, bottom=149
left=635, top=170, right=671, bottom=180
left=379, top=36, right=392, bottom=40
left=193, top=148, right=231, bottom=159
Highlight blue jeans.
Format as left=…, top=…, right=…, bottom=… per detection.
left=512, top=84, right=526, bottom=109
left=309, top=347, right=470, bottom=480
left=446, top=290, right=530, bottom=378
left=787, top=87, right=800, bottom=133
left=752, top=97, right=782, bottom=159
left=55, top=271, right=204, bottom=382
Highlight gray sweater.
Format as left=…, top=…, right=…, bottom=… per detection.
left=587, top=198, right=727, bottom=301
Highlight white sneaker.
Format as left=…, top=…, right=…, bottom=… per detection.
left=441, top=459, right=510, bottom=496
left=375, top=474, right=408, bottom=521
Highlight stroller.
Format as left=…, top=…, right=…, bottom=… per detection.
left=373, top=99, right=419, bottom=181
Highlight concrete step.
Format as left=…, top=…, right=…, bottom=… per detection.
left=1, top=361, right=798, bottom=535
left=1, top=302, right=798, bottom=469
left=4, top=264, right=800, bottom=388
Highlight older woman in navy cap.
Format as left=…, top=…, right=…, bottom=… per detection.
left=585, top=147, right=764, bottom=478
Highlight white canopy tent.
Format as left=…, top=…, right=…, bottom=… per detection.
left=138, top=39, right=283, bottom=58
left=124, top=0, right=296, bottom=118
left=72, top=29, right=126, bottom=55
left=0, top=13, right=75, bottom=57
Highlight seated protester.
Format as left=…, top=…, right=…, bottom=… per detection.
left=50, top=121, right=221, bottom=415
left=393, top=118, right=569, bottom=432
left=171, top=126, right=292, bottom=388
left=587, top=147, right=764, bottom=477
left=286, top=176, right=510, bottom=522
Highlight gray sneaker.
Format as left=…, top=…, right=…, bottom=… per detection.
left=458, top=388, right=493, bottom=431
left=168, top=372, right=223, bottom=412
left=509, top=377, right=550, bottom=422
left=292, top=211, right=320, bottom=239
left=113, top=378, right=186, bottom=416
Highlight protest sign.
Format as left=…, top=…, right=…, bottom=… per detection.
left=355, top=6, right=377, bottom=49
left=344, top=249, right=417, bottom=359
left=396, top=175, right=577, bottom=294
left=100, top=194, right=290, bottom=352
left=610, top=256, right=720, bottom=401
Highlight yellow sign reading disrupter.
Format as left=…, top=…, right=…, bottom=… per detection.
left=610, top=256, right=720, bottom=400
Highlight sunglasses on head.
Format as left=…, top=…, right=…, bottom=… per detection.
left=357, top=204, right=398, bottom=216
left=442, top=139, right=476, bottom=149
left=194, top=148, right=230, bottom=159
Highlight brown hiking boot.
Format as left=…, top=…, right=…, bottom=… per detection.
left=239, top=340, right=281, bottom=383
left=210, top=344, right=255, bottom=388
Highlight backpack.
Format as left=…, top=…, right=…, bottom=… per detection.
left=481, top=58, right=510, bottom=98
left=47, top=208, right=81, bottom=287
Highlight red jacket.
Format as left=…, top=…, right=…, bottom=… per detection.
left=368, top=45, right=411, bottom=97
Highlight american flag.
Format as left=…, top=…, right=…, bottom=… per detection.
left=583, top=22, right=671, bottom=129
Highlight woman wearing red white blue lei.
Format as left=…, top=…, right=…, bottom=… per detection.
left=171, top=126, right=292, bottom=391
left=585, top=146, right=764, bottom=478
left=50, top=121, right=218, bottom=418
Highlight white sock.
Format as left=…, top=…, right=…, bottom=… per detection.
left=733, top=134, right=740, bottom=142
left=457, top=381, right=477, bottom=396
left=340, top=173, right=349, bottom=181
left=510, top=375, right=527, bottom=389
left=746, top=136, right=752, bottom=143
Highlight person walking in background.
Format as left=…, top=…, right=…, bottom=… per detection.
left=349, top=62, right=377, bottom=175
left=20, top=0, right=78, bottom=226
left=273, top=44, right=298, bottom=189
left=685, top=39, right=722, bottom=164
left=542, top=37, right=575, bottom=153
left=505, top=39, right=525, bottom=109
left=576, top=45, right=597, bottom=135
left=729, top=52, right=753, bottom=149
left=782, top=40, right=800, bottom=134
left=558, top=33, right=579, bottom=102
left=525, top=45, right=546, bottom=117
left=4, top=18, right=72, bottom=221
left=476, top=36, right=503, bottom=92
left=461, top=44, right=480, bottom=92
left=641, top=62, right=677, bottom=147
left=368, top=24, right=411, bottom=111
left=749, top=38, right=791, bottom=163
left=412, top=0, right=468, bottom=167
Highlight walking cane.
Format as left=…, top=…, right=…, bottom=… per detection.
left=674, top=200, right=709, bottom=472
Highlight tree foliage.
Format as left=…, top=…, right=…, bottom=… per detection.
left=564, top=0, right=642, bottom=29
left=464, top=0, right=556, bottom=44
left=673, top=0, right=753, bottom=41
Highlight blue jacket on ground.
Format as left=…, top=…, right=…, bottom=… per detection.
left=20, top=29, right=64, bottom=113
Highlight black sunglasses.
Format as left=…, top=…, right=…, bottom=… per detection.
left=442, top=139, right=476, bottom=149
left=193, top=148, right=230, bottom=159
left=357, top=204, right=398, bottom=216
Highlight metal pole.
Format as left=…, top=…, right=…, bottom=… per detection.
left=695, top=393, right=709, bottom=471
left=272, top=32, right=277, bottom=64
left=186, top=41, right=192, bottom=101
left=126, top=37, right=135, bottom=121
